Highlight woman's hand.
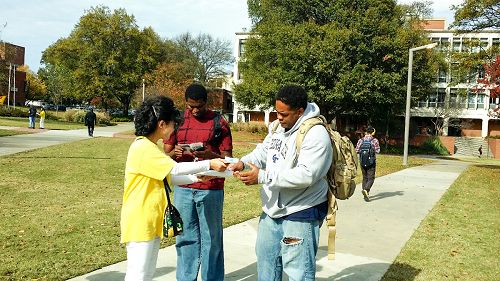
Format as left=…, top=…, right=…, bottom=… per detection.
left=209, top=159, right=227, bottom=172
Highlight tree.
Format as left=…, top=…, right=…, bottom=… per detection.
left=17, top=65, right=47, bottom=101
left=38, top=63, right=78, bottom=109
left=236, top=0, right=437, bottom=125
left=41, top=6, right=166, bottom=114
left=451, top=0, right=500, bottom=32
left=175, top=32, right=234, bottom=84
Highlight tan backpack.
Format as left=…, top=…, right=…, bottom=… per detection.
left=272, top=115, right=358, bottom=260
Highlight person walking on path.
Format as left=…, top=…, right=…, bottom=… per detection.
left=228, top=85, right=333, bottom=281
left=355, top=126, right=380, bottom=202
left=28, top=106, right=37, bottom=129
left=121, top=95, right=227, bottom=281
left=38, top=107, right=46, bottom=129
left=163, top=83, right=233, bottom=281
left=84, top=108, right=97, bottom=137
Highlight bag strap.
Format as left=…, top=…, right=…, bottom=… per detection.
left=163, top=178, right=173, bottom=207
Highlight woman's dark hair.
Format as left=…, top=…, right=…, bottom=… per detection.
left=275, top=85, right=308, bottom=110
left=134, top=95, right=182, bottom=136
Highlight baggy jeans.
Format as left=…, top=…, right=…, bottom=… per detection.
left=174, top=187, right=224, bottom=281
left=256, top=212, right=321, bottom=281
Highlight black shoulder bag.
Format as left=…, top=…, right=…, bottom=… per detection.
left=163, top=178, right=183, bottom=238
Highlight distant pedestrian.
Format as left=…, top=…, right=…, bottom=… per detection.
left=28, top=106, right=37, bottom=129
left=478, top=145, right=482, bottom=158
left=84, top=108, right=97, bottom=137
left=38, top=107, right=46, bottom=129
left=355, top=126, right=380, bottom=202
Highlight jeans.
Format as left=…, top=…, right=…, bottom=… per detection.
left=174, top=187, right=224, bottom=281
left=87, top=125, right=94, bottom=136
left=29, top=116, right=35, bottom=128
left=256, top=213, right=321, bottom=281
left=361, top=163, right=376, bottom=192
left=125, top=237, right=160, bottom=281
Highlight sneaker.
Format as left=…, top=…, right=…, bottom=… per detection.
left=362, top=190, right=370, bottom=202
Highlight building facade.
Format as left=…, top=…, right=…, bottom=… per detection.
left=230, top=23, right=500, bottom=138
left=414, top=20, right=500, bottom=137
left=0, top=42, right=26, bottom=107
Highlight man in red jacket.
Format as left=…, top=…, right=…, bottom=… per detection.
left=163, top=83, right=232, bottom=281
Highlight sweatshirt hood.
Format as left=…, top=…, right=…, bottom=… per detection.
left=283, top=102, right=321, bottom=136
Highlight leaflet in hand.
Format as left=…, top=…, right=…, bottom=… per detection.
left=196, top=170, right=234, bottom=178
left=180, top=142, right=204, bottom=152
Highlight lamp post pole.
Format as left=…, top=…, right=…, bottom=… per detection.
left=142, top=79, right=145, bottom=102
left=403, top=43, right=437, bottom=166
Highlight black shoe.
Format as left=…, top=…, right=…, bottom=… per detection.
left=362, top=190, right=370, bottom=202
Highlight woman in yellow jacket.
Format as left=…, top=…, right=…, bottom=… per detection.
left=121, top=95, right=227, bottom=281
left=38, top=107, right=46, bottom=129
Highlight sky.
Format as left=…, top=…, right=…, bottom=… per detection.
left=0, top=0, right=462, bottom=72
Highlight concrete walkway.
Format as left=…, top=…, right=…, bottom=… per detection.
left=0, top=127, right=470, bottom=280
left=0, top=123, right=134, bottom=156
left=67, top=159, right=469, bottom=281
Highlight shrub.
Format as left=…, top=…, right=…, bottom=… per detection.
left=420, top=137, right=450, bottom=155
left=0, top=106, right=29, bottom=117
left=230, top=121, right=268, bottom=134
left=111, top=115, right=134, bottom=122
left=63, top=109, right=113, bottom=125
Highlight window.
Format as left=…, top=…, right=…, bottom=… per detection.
left=438, top=68, right=447, bottom=82
left=429, top=93, right=437, bottom=107
left=238, top=39, right=247, bottom=57
left=490, top=97, right=499, bottom=109
left=477, top=94, right=485, bottom=109
left=492, top=38, right=499, bottom=49
left=433, top=37, right=450, bottom=51
left=437, top=88, right=446, bottom=107
left=478, top=65, right=486, bottom=80
left=453, top=37, right=461, bottom=52
left=467, top=92, right=476, bottom=109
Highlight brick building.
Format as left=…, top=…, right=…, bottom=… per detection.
left=0, top=42, right=26, bottom=106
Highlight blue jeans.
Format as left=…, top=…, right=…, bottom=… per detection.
left=174, top=187, right=224, bottom=281
left=256, top=213, right=321, bottom=281
left=29, top=116, right=35, bottom=128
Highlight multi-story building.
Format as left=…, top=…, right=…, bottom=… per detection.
left=230, top=24, right=499, bottom=136
left=414, top=19, right=499, bottom=138
left=0, top=42, right=27, bottom=107
left=230, top=32, right=277, bottom=124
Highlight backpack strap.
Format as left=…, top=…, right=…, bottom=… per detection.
left=209, top=111, right=223, bottom=146
left=294, top=115, right=343, bottom=260
left=326, top=192, right=338, bottom=260
left=271, top=119, right=280, bottom=134
left=295, top=116, right=326, bottom=154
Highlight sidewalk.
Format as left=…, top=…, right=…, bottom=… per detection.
left=68, top=159, right=469, bottom=281
left=0, top=123, right=134, bottom=156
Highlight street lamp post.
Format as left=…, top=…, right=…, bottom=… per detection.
left=403, top=43, right=437, bottom=166
left=142, top=78, right=145, bottom=102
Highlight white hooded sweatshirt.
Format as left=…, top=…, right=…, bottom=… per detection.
left=241, top=102, right=333, bottom=218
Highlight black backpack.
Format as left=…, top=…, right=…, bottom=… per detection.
left=359, top=139, right=375, bottom=168
left=209, top=112, right=223, bottom=146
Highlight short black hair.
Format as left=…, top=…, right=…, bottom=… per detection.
left=185, top=83, right=208, bottom=102
left=367, top=126, right=375, bottom=134
left=134, top=95, right=182, bottom=136
left=275, top=85, right=308, bottom=110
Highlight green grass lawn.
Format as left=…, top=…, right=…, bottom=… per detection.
left=0, top=129, right=33, bottom=137
left=381, top=163, right=500, bottom=281
left=0, top=117, right=86, bottom=130
left=0, top=133, right=431, bottom=280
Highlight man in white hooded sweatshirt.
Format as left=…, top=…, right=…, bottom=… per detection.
left=229, top=85, right=333, bottom=281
